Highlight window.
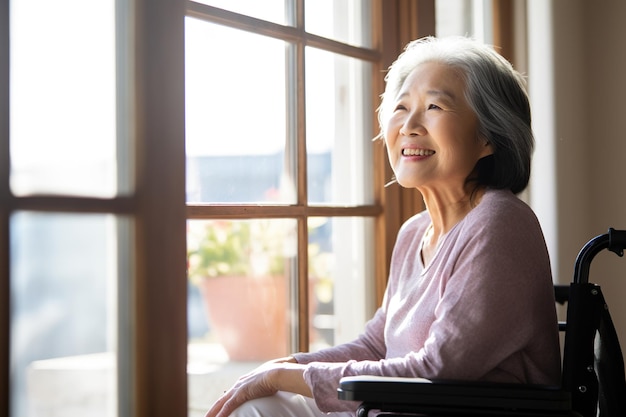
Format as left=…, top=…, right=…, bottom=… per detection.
left=436, top=0, right=493, bottom=41
left=184, top=1, right=381, bottom=411
left=2, top=1, right=188, bottom=416
left=1, top=1, right=506, bottom=416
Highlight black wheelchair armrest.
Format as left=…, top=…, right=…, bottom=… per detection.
left=338, top=375, right=572, bottom=417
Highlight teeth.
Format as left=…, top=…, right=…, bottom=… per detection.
left=402, top=148, right=435, bottom=156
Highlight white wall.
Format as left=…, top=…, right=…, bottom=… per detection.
left=528, top=0, right=626, bottom=347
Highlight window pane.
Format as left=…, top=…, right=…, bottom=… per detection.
left=185, top=19, right=292, bottom=204
left=308, top=217, right=373, bottom=351
left=191, top=0, right=287, bottom=26
left=436, top=0, right=473, bottom=37
left=435, top=0, right=493, bottom=43
left=306, top=47, right=374, bottom=205
left=187, top=219, right=296, bottom=413
left=9, top=0, right=117, bottom=197
left=10, top=212, right=120, bottom=417
left=305, top=0, right=372, bottom=47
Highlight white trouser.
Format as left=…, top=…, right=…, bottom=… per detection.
left=229, top=391, right=354, bottom=417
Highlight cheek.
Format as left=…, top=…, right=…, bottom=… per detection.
left=383, top=132, right=394, bottom=149
left=383, top=119, right=401, bottom=146
left=383, top=129, right=397, bottom=150
left=383, top=134, right=399, bottom=166
left=384, top=138, right=397, bottom=165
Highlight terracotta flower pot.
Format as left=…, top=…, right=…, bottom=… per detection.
left=198, top=275, right=289, bottom=361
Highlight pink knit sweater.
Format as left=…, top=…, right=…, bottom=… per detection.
left=293, top=189, right=561, bottom=412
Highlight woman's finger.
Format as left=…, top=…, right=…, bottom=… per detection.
left=204, top=389, right=234, bottom=417
left=216, top=389, right=249, bottom=417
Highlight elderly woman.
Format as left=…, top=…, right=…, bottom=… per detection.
left=205, top=36, right=561, bottom=417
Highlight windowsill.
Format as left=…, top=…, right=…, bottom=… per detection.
left=26, top=343, right=263, bottom=417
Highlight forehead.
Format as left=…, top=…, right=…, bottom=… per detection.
left=398, top=61, right=467, bottom=99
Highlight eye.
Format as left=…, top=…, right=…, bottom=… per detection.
left=427, top=103, right=442, bottom=110
left=394, top=104, right=407, bottom=112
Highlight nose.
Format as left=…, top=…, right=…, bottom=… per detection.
left=399, top=112, right=426, bottom=136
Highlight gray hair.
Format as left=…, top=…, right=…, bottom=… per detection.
left=379, top=36, right=534, bottom=194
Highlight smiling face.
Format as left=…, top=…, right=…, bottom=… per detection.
left=384, top=61, right=493, bottom=197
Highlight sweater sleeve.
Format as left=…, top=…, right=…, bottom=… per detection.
left=292, top=306, right=387, bottom=365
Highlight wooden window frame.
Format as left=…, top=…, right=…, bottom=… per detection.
left=0, top=0, right=9, bottom=413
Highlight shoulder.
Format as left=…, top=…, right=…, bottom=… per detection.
left=454, top=188, right=547, bottom=254
left=467, top=189, right=541, bottom=231
left=479, top=188, right=533, bottom=215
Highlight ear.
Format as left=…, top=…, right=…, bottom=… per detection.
left=480, top=142, right=494, bottom=158
left=479, top=137, right=494, bottom=158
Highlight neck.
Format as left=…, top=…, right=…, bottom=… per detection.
left=422, top=186, right=487, bottom=241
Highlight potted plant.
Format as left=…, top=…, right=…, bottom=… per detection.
left=187, top=219, right=292, bottom=361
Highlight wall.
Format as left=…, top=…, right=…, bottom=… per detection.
left=584, top=1, right=626, bottom=347
left=529, top=0, right=626, bottom=347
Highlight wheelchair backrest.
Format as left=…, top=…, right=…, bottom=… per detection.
left=561, top=228, right=626, bottom=417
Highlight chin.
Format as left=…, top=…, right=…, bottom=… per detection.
left=395, top=178, right=420, bottom=189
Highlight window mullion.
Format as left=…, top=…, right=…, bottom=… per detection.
left=0, top=0, right=7, bottom=201
left=296, top=40, right=311, bottom=353
left=291, top=0, right=310, bottom=352
left=0, top=0, right=9, bottom=412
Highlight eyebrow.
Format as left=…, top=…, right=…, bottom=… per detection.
left=395, top=89, right=457, bottom=102
left=425, top=89, right=457, bottom=101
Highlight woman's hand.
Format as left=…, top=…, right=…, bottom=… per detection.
left=204, top=357, right=312, bottom=417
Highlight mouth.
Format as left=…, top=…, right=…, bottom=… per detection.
left=402, top=148, right=435, bottom=157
